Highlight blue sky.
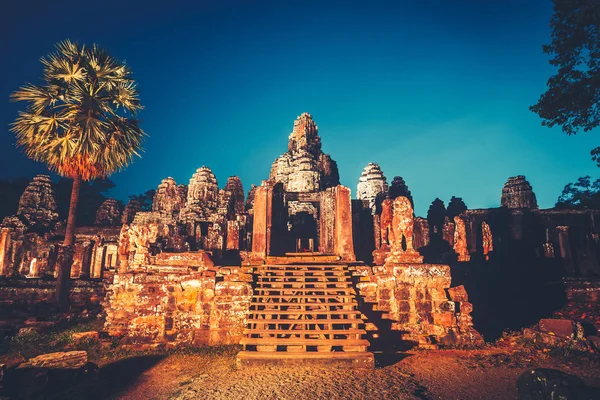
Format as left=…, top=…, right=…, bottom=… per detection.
left=1, top=0, right=598, bottom=216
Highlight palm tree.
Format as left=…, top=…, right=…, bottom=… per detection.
left=10, top=39, right=145, bottom=309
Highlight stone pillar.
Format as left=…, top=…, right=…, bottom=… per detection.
left=557, top=226, right=575, bottom=275
left=0, top=228, right=12, bottom=276
left=384, top=196, right=423, bottom=264
left=319, top=188, right=336, bottom=254
left=250, top=184, right=273, bottom=261
left=26, top=258, right=40, bottom=278
left=373, top=214, right=381, bottom=250
left=79, top=240, right=94, bottom=279
left=334, top=185, right=356, bottom=262
left=453, top=216, right=470, bottom=262
left=226, top=220, right=240, bottom=250
left=482, top=221, right=493, bottom=261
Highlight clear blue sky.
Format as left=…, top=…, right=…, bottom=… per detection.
left=1, top=0, right=598, bottom=216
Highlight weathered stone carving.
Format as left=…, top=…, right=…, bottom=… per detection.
left=270, top=113, right=340, bottom=193
left=180, top=167, right=219, bottom=223
left=385, top=196, right=423, bottom=264
left=245, top=184, right=257, bottom=212
left=95, top=198, right=122, bottom=226
left=482, top=221, right=493, bottom=260
left=15, top=175, right=59, bottom=230
left=453, top=216, right=470, bottom=262
left=127, top=222, right=159, bottom=269
left=152, top=177, right=186, bottom=217
left=501, top=175, right=538, bottom=209
left=357, top=163, right=388, bottom=213
left=224, top=176, right=245, bottom=215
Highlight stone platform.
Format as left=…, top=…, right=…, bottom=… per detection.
left=265, top=254, right=342, bottom=264
left=237, top=262, right=374, bottom=368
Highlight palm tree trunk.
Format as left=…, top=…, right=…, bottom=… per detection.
left=56, top=176, right=81, bottom=310
left=64, top=176, right=81, bottom=246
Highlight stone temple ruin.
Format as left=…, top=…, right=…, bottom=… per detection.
left=1, top=112, right=600, bottom=367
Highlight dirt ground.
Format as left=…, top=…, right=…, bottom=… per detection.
left=98, top=344, right=600, bottom=400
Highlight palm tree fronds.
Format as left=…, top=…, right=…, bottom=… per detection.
left=10, top=39, right=145, bottom=181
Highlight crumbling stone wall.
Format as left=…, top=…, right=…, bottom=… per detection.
left=357, top=264, right=482, bottom=347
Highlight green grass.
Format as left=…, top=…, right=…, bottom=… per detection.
left=1, top=318, right=243, bottom=367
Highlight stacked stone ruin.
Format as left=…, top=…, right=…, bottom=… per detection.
left=2, top=112, right=600, bottom=368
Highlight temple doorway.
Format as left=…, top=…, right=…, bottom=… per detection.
left=289, top=211, right=318, bottom=253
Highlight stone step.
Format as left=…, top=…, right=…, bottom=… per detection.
left=258, top=272, right=350, bottom=277
left=256, top=283, right=352, bottom=289
left=247, top=319, right=363, bottom=326
left=258, top=276, right=351, bottom=282
left=236, top=351, right=374, bottom=368
left=244, top=329, right=366, bottom=335
left=254, top=288, right=355, bottom=294
left=265, top=256, right=342, bottom=264
left=240, top=337, right=370, bottom=346
left=251, top=295, right=356, bottom=300
left=248, top=310, right=362, bottom=317
left=256, top=265, right=348, bottom=270
left=250, top=306, right=357, bottom=313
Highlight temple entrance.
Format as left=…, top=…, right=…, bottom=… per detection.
left=289, top=211, right=318, bottom=253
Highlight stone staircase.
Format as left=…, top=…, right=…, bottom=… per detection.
left=236, top=263, right=374, bottom=368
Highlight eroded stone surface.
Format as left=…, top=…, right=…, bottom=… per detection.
left=103, top=271, right=252, bottom=347
left=180, top=167, right=219, bottom=223
left=453, top=216, right=470, bottom=262
left=385, top=197, right=423, bottom=264
left=15, top=175, right=59, bottom=230
left=225, top=176, right=245, bottom=215
left=358, top=264, right=483, bottom=347
left=501, top=176, right=538, bottom=209
left=95, top=198, right=122, bottom=226
left=152, top=177, right=186, bottom=217
left=357, top=163, right=388, bottom=213
left=482, top=221, right=493, bottom=260
left=269, top=113, right=340, bottom=193
left=17, top=351, right=88, bottom=370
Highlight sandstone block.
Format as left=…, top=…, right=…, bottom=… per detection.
left=539, top=319, right=575, bottom=339
left=18, top=351, right=88, bottom=370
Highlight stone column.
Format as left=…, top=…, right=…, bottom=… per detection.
left=79, top=240, right=93, bottom=279
left=557, top=226, right=575, bottom=275
left=453, top=216, right=470, bottom=262
left=334, top=185, right=356, bottom=261
left=0, top=228, right=12, bottom=276
left=319, top=188, right=336, bottom=254
left=226, top=220, right=240, bottom=250
left=250, top=184, right=273, bottom=261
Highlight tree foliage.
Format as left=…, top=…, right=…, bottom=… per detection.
left=446, top=196, right=467, bottom=219
left=427, top=198, right=446, bottom=236
left=129, top=189, right=156, bottom=211
left=556, top=175, right=600, bottom=209
left=530, top=1, right=600, bottom=164
left=388, top=176, right=414, bottom=206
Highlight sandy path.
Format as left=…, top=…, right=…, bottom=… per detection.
left=104, top=347, right=600, bottom=400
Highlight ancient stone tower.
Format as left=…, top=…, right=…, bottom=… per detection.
left=356, top=163, right=388, bottom=212
left=501, top=175, right=538, bottom=209
left=269, top=113, right=340, bottom=193
left=16, top=174, right=59, bottom=229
